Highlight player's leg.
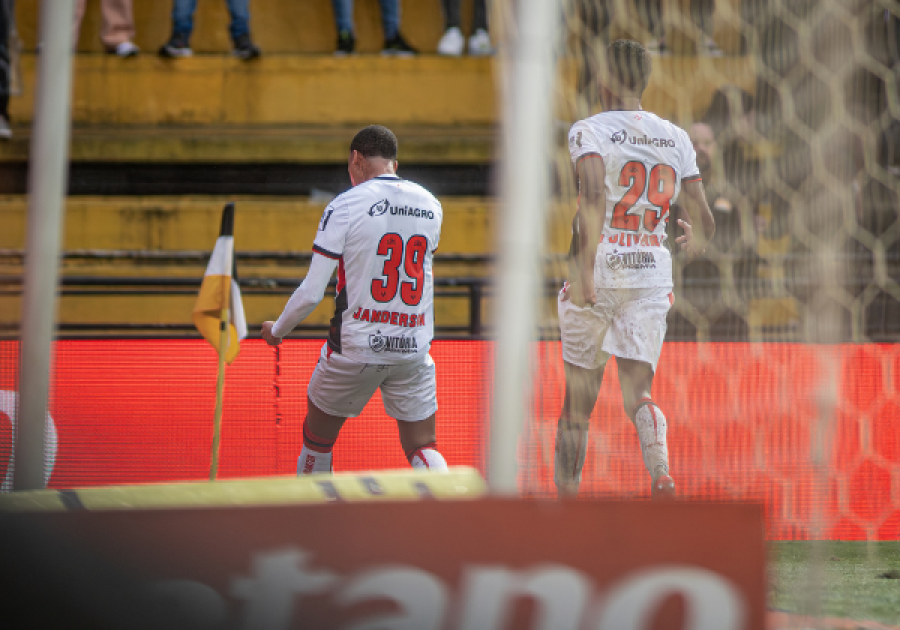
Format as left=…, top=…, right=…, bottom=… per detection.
left=554, top=284, right=611, bottom=497
left=380, top=354, right=448, bottom=471
left=298, top=400, right=347, bottom=475
left=396, top=413, right=448, bottom=472
left=603, top=288, right=676, bottom=498
left=301, top=345, right=386, bottom=475
left=555, top=361, right=605, bottom=497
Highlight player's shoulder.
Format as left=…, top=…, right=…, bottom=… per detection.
left=642, top=111, right=691, bottom=141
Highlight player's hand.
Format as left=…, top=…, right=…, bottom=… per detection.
left=261, top=321, right=282, bottom=346
left=676, top=219, right=706, bottom=258
left=564, top=281, right=595, bottom=308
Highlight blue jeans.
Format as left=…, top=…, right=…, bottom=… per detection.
left=331, top=0, right=399, bottom=40
left=172, top=0, right=251, bottom=40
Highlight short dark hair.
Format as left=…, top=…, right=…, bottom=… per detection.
left=350, top=125, right=398, bottom=160
left=607, top=39, right=652, bottom=94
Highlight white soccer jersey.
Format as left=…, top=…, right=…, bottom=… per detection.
left=568, top=110, right=700, bottom=289
left=312, top=175, right=443, bottom=364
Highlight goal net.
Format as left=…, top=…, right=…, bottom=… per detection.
left=511, top=0, right=900, bottom=541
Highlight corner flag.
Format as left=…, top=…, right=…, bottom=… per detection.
left=192, top=203, right=248, bottom=364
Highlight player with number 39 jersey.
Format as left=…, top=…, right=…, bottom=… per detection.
left=261, top=126, right=448, bottom=479
left=312, top=174, right=442, bottom=364
left=568, top=110, right=700, bottom=290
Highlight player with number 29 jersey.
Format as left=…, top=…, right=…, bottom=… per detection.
left=568, top=110, right=700, bottom=290
left=312, top=175, right=442, bottom=364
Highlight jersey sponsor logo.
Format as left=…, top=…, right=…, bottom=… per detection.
left=368, top=199, right=390, bottom=217
left=368, top=199, right=436, bottom=220
left=611, top=129, right=627, bottom=144
left=606, top=251, right=657, bottom=271
left=629, top=135, right=676, bottom=148
left=352, top=307, right=426, bottom=328
left=368, top=331, right=419, bottom=354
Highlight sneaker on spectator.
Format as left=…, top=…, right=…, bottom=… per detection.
left=110, top=41, right=139, bottom=58
left=701, top=35, right=723, bottom=56
left=233, top=34, right=261, bottom=60
left=467, top=29, right=493, bottom=56
left=382, top=34, right=417, bottom=56
left=335, top=30, right=355, bottom=56
left=645, top=38, right=668, bottom=55
left=0, top=115, right=11, bottom=140
left=437, top=27, right=464, bottom=56
left=158, top=34, right=192, bottom=58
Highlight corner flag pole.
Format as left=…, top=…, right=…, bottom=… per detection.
left=209, top=300, right=230, bottom=481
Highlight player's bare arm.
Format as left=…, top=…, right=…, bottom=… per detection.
left=573, top=154, right=607, bottom=306
left=677, top=180, right=716, bottom=258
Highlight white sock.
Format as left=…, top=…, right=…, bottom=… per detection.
left=407, top=444, right=449, bottom=472
left=555, top=422, right=589, bottom=497
left=297, top=445, right=333, bottom=475
left=634, top=401, right=669, bottom=478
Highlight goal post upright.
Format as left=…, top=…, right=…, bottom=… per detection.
left=15, top=0, right=76, bottom=491
left=489, top=0, right=565, bottom=495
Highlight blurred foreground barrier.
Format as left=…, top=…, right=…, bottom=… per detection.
left=0, top=468, right=486, bottom=511
left=0, top=493, right=765, bottom=629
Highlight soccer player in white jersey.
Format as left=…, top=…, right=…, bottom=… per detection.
left=261, top=125, right=448, bottom=475
left=555, top=40, right=715, bottom=499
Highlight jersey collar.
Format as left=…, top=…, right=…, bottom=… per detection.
left=374, top=175, right=401, bottom=180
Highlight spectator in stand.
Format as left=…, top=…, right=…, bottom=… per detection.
left=74, top=0, right=140, bottom=57
left=437, top=0, right=492, bottom=56
left=0, top=0, right=12, bottom=139
left=639, top=0, right=721, bottom=56
left=332, top=0, right=416, bottom=56
left=159, top=0, right=261, bottom=60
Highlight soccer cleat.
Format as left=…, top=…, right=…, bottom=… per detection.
left=652, top=474, right=676, bottom=500
left=381, top=34, right=417, bottom=57
left=467, top=29, right=494, bottom=56
left=335, top=30, right=355, bottom=56
left=158, top=34, right=192, bottom=58
left=232, top=34, right=261, bottom=60
left=437, top=27, right=464, bottom=56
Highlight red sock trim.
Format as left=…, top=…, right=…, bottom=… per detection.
left=303, top=421, right=336, bottom=454
left=406, top=441, right=438, bottom=464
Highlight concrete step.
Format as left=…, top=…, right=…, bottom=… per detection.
left=4, top=54, right=755, bottom=137
left=0, top=125, right=496, bottom=164
left=1, top=195, right=552, bottom=255
left=17, top=0, right=745, bottom=56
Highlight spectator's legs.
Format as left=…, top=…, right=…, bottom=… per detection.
left=691, top=0, right=714, bottom=36
left=378, top=0, right=400, bottom=41
left=637, top=0, right=664, bottom=41
left=0, top=0, right=10, bottom=127
left=473, top=0, right=488, bottom=32
left=171, top=0, right=196, bottom=38
left=225, top=0, right=250, bottom=41
left=442, top=0, right=461, bottom=29
left=73, top=0, right=86, bottom=48
left=98, top=0, right=136, bottom=49
left=331, top=0, right=354, bottom=35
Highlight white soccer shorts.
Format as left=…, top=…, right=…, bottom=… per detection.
left=558, top=284, right=673, bottom=372
left=307, top=344, right=438, bottom=421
